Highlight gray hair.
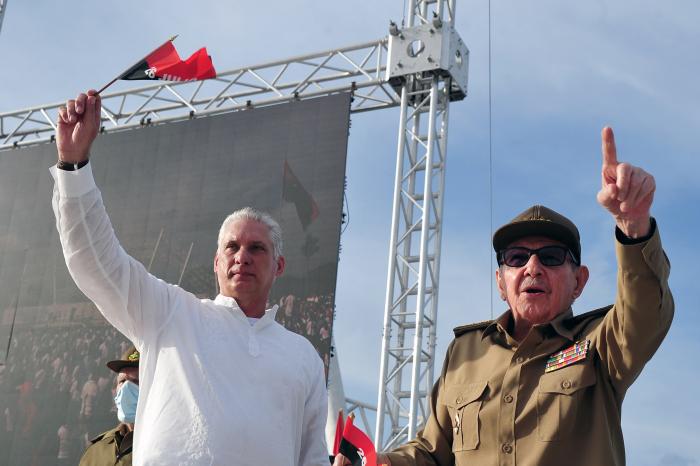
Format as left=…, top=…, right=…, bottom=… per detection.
left=217, top=207, right=283, bottom=260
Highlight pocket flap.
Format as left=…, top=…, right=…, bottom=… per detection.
left=443, top=381, right=489, bottom=409
left=538, top=363, right=596, bottom=395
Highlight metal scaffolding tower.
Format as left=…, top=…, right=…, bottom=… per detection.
left=0, top=0, right=468, bottom=452
left=375, top=0, right=468, bottom=450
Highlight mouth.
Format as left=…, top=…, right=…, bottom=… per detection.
left=522, top=287, right=546, bottom=295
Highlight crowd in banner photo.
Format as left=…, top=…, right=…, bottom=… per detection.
left=0, top=320, right=131, bottom=466
left=273, top=292, right=335, bottom=371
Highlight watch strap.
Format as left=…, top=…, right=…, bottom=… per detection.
left=57, top=159, right=89, bottom=171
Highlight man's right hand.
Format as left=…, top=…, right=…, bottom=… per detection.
left=56, top=89, right=101, bottom=163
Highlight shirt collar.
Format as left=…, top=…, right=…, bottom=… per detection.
left=482, top=310, right=513, bottom=340
left=482, top=308, right=575, bottom=342
left=548, top=307, right=576, bottom=340
left=213, top=294, right=279, bottom=324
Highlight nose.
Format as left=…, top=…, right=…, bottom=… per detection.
left=234, top=247, right=252, bottom=265
left=523, top=253, right=544, bottom=276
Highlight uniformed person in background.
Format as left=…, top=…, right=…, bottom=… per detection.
left=335, top=127, right=674, bottom=466
left=79, top=347, right=139, bottom=466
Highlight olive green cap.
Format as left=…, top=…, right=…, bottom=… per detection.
left=492, top=205, right=581, bottom=264
left=106, top=346, right=140, bottom=373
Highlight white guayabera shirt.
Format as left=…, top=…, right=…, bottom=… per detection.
left=51, top=163, right=329, bottom=466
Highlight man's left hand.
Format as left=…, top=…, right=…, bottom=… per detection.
left=596, top=126, right=655, bottom=238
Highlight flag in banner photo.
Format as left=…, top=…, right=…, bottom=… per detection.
left=338, top=415, right=377, bottom=466
left=283, top=160, right=320, bottom=230
left=119, top=39, right=216, bottom=82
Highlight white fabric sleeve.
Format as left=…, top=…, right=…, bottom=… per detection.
left=299, top=349, right=330, bottom=466
left=50, top=163, right=177, bottom=348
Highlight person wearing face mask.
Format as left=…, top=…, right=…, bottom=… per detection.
left=79, top=346, right=140, bottom=466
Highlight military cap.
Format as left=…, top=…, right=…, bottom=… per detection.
left=492, top=205, right=581, bottom=264
left=106, top=346, right=140, bottom=373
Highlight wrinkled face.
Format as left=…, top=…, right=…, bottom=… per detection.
left=496, top=236, right=589, bottom=329
left=214, top=218, right=285, bottom=303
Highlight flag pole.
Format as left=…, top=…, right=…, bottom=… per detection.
left=96, top=35, right=178, bottom=95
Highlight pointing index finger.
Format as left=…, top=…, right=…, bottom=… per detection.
left=601, top=126, right=618, bottom=168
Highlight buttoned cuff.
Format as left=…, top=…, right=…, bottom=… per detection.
left=615, top=219, right=669, bottom=283
left=49, top=161, right=96, bottom=198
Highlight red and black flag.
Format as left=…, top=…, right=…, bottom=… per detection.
left=97, top=37, right=216, bottom=94
left=283, top=160, right=320, bottom=230
left=333, top=410, right=345, bottom=456
left=338, top=414, right=377, bottom=466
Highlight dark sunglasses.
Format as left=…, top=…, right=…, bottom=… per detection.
left=497, top=246, right=578, bottom=267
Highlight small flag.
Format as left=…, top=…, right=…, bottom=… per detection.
left=545, top=340, right=590, bottom=373
left=283, top=160, right=320, bottom=230
left=333, top=410, right=344, bottom=456
left=339, top=414, right=377, bottom=466
left=97, top=36, right=216, bottom=94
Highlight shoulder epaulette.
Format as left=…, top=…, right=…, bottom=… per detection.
left=454, top=320, right=493, bottom=337
left=89, top=427, right=118, bottom=444
left=571, top=304, right=612, bottom=324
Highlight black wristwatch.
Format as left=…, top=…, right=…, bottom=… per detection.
left=57, top=159, right=89, bottom=171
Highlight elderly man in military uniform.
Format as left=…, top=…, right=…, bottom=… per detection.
left=79, top=347, right=140, bottom=466
left=336, top=127, right=674, bottom=466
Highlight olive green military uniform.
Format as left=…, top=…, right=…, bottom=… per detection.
left=79, top=423, right=133, bottom=466
left=386, top=225, right=673, bottom=466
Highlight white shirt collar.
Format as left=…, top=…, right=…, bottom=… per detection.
left=213, top=294, right=279, bottom=324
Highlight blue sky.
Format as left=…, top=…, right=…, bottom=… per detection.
left=1, top=1, right=698, bottom=464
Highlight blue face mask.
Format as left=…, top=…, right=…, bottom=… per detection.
left=114, top=380, right=139, bottom=423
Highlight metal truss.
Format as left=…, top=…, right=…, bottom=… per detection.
left=0, top=0, right=7, bottom=35
left=375, top=0, right=459, bottom=451
left=0, top=39, right=398, bottom=151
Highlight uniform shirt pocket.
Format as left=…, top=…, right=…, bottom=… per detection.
left=537, top=363, right=596, bottom=441
left=443, top=381, right=489, bottom=451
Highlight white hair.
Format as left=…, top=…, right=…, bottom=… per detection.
left=217, top=207, right=283, bottom=260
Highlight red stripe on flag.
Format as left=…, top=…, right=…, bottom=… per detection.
left=333, top=410, right=344, bottom=456
left=340, top=415, right=377, bottom=466
left=147, top=42, right=216, bottom=81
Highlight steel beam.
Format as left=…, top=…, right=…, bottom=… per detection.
left=0, top=39, right=398, bottom=151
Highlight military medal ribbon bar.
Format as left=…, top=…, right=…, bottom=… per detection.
left=545, top=340, right=590, bottom=373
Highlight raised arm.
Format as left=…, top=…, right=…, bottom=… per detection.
left=593, top=126, right=673, bottom=395
left=52, top=90, right=178, bottom=348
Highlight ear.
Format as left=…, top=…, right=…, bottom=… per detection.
left=572, top=265, right=589, bottom=299
left=495, top=268, right=507, bottom=301
left=213, top=251, right=219, bottom=272
left=275, top=255, right=286, bottom=277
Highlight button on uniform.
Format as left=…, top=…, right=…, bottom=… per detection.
left=502, top=443, right=513, bottom=454
left=561, top=379, right=572, bottom=389
left=504, top=394, right=513, bottom=403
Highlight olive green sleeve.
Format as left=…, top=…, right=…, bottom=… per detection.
left=594, top=220, right=674, bottom=400
left=384, top=342, right=456, bottom=466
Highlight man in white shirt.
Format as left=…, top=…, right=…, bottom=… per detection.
left=52, top=89, right=329, bottom=466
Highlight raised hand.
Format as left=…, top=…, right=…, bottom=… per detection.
left=56, top=90, right=101, bottom=163
left=596, top=126, right=654, bottom=238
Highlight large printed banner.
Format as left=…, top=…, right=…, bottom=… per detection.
left=0, top=93, right=350, bottom=465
